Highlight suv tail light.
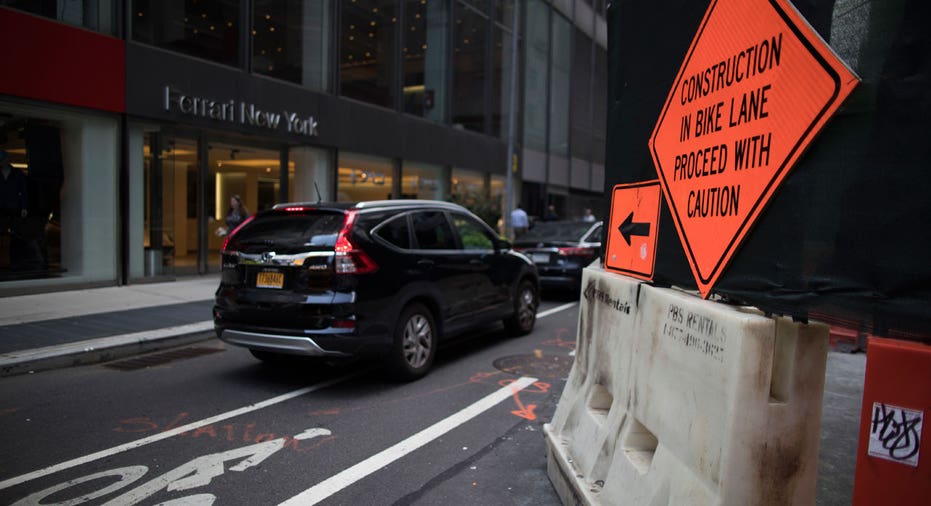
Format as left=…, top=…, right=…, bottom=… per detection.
left=334, top=210, right=379, bottom=274
left=221, top=215, right=256, bottom=252
left=557, top=247, right=595, bottom=257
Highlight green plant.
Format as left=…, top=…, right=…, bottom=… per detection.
left=450, top=190, right=502, bottom=231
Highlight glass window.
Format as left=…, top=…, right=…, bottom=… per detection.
left=593, top=46, right=607, bottom=165
left=143, top=133, right=189, bottom=277
left=227, top=212, right=344, bottom=251
left=289, top=146, right=333, bottom=202
left=451, top=213, right=494, bottom=250
left=253, top=0, right=330, bottom=91
left=340, top=0, right=396, bottom=107
left=403, top=0, right=448, bottom=121
left=411, top=211, right=456, bottom=250
left=452, top=2, right=487, bottom=132
left=490, top=25, right=515, bottom=139
left=402, top=161, right=445, bottom=200
left=493, top=0, right=514, bottom=24
left=337, top=152, right=394, bottom=202
left=132, top=0, right=241, bottom=67
left=571, top=28, right=592, bottom=160
left=0, top=121, right=64, bottom=281
left=523, top=0, right=548, bottom=150
left=549, top=13, right=571, bottom=156
left=2, top=0, right=116, bottom=34
left=451, top=168, right=484, bottom=196
left=375, top=214, right=411, bottom=249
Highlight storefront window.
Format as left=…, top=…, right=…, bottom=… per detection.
left=1, top=105, right=119, bottom=291
left=451, top=168, right=500, bottom=228
left=132, top=0, right=241, bottom=67
left=452, top=168, right=484, bottom=196
left=452, top=2, right=487, bottom=132
left=253, top=0, right=330, bottom=91
left=401, top=161, right=445, bottom=200
left=1, top=0, right=116, bottom=34
left=0, top=121, right=64, bottom=281
left=340, top=0, right=397, bottom=108
left=144, top=135, right=196, bottom=276
left=337, top=152, right=394, bottom=202
left=403, top=0, right=448, bottom=122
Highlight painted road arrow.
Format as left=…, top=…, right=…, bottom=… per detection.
left=619, top=212, right=651, bottom=246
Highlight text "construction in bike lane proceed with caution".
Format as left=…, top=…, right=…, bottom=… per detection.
left=649, top=0, right=859, bottom=298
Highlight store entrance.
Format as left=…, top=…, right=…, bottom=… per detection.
left=143, top=133, right=282, bottom=276
left=206, top=141, right=281, bottom=272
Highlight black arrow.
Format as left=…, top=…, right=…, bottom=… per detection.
left=619, top=212, right=651, bottom=246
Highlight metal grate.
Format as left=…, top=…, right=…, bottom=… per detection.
left=104, top=346, right=225, bottom=371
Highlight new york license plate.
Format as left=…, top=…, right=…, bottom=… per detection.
left=256, top=271, right=284, bottom=289
left=531, top=253, right=550, bottom=264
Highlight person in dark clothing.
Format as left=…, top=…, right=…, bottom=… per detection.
left=0, top=150, right=28, bottom=219
left=543, top=204, right=559, bottom=221
left=0, top=149, right=29, bottom=271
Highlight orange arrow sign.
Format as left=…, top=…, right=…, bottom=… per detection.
left=649, top=0, right=858, bottom=298
left=604, top=181, right=662, bottom=281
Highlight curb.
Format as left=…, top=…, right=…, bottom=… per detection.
left=0, top=321, right=216, bottom=377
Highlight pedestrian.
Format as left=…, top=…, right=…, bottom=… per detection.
left=543, top=204, right=559, bottom=221
left=225, top=195, right=250, bottom=231
left=511, top=203, right=529, bottom=239
left=582, top=208, right=596, bottom=222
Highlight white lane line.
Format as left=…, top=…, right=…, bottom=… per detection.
left=280, top=376, right=539, bottom=506
left=0, top=372, right=364, bottom=491
left=538, top=302, right=577, bottom=319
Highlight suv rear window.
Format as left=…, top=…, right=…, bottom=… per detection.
left=227, top=211, right=344, bottom=253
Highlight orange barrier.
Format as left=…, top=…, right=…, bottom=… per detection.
left=853, top=337, right=930, bottom=505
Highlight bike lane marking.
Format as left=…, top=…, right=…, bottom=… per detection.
left=0, top=371, right=365, bottom=491
left=280, top=375, right=539, bottom=506
left=537, top=302, right=577, bottom=319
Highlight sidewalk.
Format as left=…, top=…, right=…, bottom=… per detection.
left=0, top=276, right=220, bottom=377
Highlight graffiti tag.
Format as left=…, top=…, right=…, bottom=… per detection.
left=868, top=402, right=923, bottom=467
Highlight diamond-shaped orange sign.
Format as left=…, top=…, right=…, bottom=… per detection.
left=649, top=0, right=858, bottom=298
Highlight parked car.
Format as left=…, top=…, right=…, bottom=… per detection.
left=213, top=200, right=539, bottom=380
left=513, top=220, right=603, bottom=292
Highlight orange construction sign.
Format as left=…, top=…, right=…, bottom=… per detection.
left=649, top=0, right=859, bottom=298
left=604, top=181, right=662, bottom=281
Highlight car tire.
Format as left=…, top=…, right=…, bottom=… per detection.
left=385, top=303, right=437, bottom=381
left=504, top=279, right=538, bottom=336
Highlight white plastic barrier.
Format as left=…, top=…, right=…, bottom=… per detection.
left=544, top=266, right=829, bottom=505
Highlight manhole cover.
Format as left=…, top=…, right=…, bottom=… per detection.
left=493, top=353, right=574, bottom=379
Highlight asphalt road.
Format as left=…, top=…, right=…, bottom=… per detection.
left=0, top=299, right=579, bottom=506
left=0, top=293, right=865, bottom=505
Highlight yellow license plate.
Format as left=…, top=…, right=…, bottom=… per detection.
left=256, top=271, right=284, bottom=289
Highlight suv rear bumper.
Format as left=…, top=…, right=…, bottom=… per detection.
left=216, top=328, right=351, bottom=357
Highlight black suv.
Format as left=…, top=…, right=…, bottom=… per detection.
left=213, top=200, right=539, bottom=380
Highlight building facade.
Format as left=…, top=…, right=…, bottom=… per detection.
left=0, top=0, right=606, bottom=294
